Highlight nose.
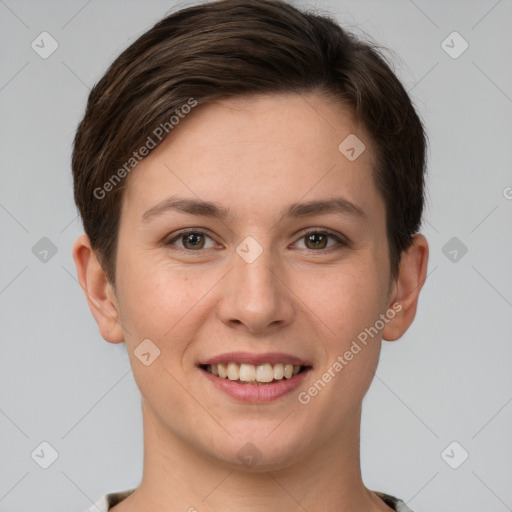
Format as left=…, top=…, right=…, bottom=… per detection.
left=216, top=245, right=294, bottom=335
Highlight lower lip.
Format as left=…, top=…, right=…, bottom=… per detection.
left=200, top=367, right=311, bottom=403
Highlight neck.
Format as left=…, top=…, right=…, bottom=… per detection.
left=117, top=401, right=388, bottom=512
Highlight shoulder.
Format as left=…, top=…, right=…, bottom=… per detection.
left=83, top=488, right=136, bottom=512
left=374, top=491, right=416, bottom=512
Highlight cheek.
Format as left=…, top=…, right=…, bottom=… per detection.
left=115, top=255, right=224, bottom=367
left=116, top=248, right=193, bottom=325
left=296, top=266, right=385, bottom=416
left=114, top=263, right=205, bottom=403
left=298, top=259, right=386, bottom=345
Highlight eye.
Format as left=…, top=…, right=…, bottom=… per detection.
left=164, top=228, right=348, bottom=252
left=293, top=230, right=347, bottom=251
left=165, top=230, right=217, bottom=251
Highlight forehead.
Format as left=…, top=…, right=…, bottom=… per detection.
left=120, top=92, right=384, bottom=225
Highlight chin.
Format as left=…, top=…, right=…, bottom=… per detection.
left=205, top=428, right=310, bottom=473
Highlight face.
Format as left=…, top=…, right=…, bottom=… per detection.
left=102, top=93, right=400, bottom=469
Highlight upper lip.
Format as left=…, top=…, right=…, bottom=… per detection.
left=199, top=351, right=312, bottom=367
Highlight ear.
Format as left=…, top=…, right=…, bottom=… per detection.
left=382, top=233, right=429, bottom=342
left=72, top=234, right=124, bottom=344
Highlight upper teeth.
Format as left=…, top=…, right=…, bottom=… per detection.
left=207, top=363, right=302, bottom=382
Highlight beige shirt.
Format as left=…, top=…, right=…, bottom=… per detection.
left=84, top=488, right=415, bottom=511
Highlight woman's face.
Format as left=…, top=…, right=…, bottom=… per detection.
left=111, top=92, right=399, bottom=468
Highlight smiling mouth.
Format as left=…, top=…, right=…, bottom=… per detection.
left=199, top=362, right=310, bottom=385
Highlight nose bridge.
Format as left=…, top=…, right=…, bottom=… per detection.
left=218, top=237, right=293, bottom=332
left=236, top=243, right=278, bottom=297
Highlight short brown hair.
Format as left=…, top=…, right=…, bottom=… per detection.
left=72, top=0, right=427, bottom=284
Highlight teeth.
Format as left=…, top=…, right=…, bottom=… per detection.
left=205, top=362, right=303, bottom=383
left=273, top=363, right=284, bottom=379
left=239, top=363, right=256, bottom=382
left=227, top=362, right=239, bottom=380
left=284, top=364, right=293, bottom=379
left=256, top=363, right=274, bottom=382
left=218, top=363, right=227, bottom=379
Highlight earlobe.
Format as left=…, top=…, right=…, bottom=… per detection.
left=72, top=234, right=125, bottom=344
left=382, top=234, right=429, bottom=342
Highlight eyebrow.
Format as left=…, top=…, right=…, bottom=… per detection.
left=140, top=195, right=367, bottom=223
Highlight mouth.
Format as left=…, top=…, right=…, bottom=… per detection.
left=199, top=362, right=310, bottom=385
left=197, top=352, right=312, bottom=402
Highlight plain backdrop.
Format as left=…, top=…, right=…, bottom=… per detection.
left=1, top=1, right=511, bottom=511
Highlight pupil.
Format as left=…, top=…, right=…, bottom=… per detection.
left=185, top=233, right=203, bottom=249
left=307, top=233, right=326, bottom=249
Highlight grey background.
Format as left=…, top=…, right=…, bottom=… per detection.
left=1, top=0, right=511, bottom=511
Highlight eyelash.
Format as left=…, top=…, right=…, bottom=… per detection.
left=164, top=228, right=348, bottom=253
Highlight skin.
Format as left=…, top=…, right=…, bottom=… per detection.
left=73, top=92, right=428, bottom=512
